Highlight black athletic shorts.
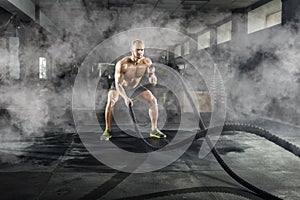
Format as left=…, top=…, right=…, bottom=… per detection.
left=110, top=82, right=151, bottom=99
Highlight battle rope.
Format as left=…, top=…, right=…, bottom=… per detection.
left=126, top=64, right=299, bottom=200
left=172, top=66, right=283, bottom=200
left=128, top=105, right=283, bottom=200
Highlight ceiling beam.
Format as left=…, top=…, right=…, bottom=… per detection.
left=0, top=0, right=59, bottom=35
left=0, top=0, right=35, bottom=21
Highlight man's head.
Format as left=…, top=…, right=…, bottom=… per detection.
left=130, top=39, right=145, bottom=59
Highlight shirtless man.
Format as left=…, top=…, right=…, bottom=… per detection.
left=100, top=39, right=166, bottom=141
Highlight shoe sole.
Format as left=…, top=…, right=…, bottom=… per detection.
left=100, top=135, right=112, bottom=141
left=150, top=134, right=166, bottom=139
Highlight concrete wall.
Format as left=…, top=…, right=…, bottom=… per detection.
left=211, top=24, right=300, bottom=125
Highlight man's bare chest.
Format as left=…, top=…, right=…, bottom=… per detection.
left=123, top=64, right=147, bottom=79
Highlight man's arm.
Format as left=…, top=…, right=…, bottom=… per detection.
left=115, top=61, right=132, bottom=107
left=145, top=59, right=157, bottom=86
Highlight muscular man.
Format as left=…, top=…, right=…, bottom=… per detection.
left=100, top=39, right=166, bottom=141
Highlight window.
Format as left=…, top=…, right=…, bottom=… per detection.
left=248, top=0, right=282, bottom=34
left=160, top=50, right=169, bottom=64
left=217, top=21, right=232, bottom=44
left=197, top=31, right=210, bottom=50
left=266, top=11, right=282, bottom=28
left=39, top=57, right=47, bottom=79
left=177, top=64, right=185, bottom=75
left=183, top=41, right=190, bottom=55
left=98, top=63, right=104, bottom=77
left=174, top=45, right=181, bottom=57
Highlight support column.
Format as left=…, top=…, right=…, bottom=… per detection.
left=282, top=0, right=300, bottom=25
left=231, top=12, right=248, bottom=52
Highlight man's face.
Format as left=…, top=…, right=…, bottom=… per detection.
left=131, top=43, right=145, bottom=59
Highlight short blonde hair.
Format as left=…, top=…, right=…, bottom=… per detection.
left=131, top=39, right=144, bottom=48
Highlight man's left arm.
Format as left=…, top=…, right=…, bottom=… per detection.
left=145, top=58, right=157, bottom=86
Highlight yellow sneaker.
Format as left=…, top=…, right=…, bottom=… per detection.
left=100, top=130, right=112, bottom=141
left=150, top=128, right=167, bottom=139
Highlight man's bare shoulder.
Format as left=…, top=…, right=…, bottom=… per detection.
left=142, top=57, right=152, bottom=64
left=117, top=56, right=131, bottom=65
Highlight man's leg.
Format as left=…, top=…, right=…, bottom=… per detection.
left=135, top=90, right=166, bottom=138
left=101, top=90, right=119, bottom=140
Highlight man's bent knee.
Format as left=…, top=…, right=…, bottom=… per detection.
left=107, top=98, right=117, bottom=108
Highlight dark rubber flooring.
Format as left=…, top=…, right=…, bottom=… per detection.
left=0, top=115, right=300, bottom=200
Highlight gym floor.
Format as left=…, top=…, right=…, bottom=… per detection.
left=1, top=113, right=299, bottom=200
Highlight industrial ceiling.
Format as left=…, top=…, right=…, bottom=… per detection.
left=32, top=0, right=262, bottom=13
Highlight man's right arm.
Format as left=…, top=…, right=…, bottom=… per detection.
left=115, top=61, right=132, bottom=107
